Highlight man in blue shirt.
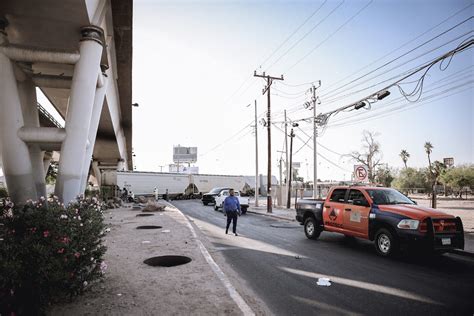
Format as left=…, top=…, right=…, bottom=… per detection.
left=224, top=189, right=241, bottom=236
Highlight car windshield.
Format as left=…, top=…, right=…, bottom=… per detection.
left=209, top=187, right=224, bottom=194
left=366, top=189, right=415, bottom=205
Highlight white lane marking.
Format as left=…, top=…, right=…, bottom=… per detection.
left=183, top=215, right=255, bottom=316
left=282, top=267, right=443, bottom=306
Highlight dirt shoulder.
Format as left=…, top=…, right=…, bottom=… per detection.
left=49, top=204, right=243, bottom=315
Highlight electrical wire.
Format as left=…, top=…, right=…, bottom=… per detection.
left=329, top=69, right=474, bottom=125
left=322, top=31, right=473, bottom=105
left=266, top=0, right=345, bottom=71
left=320, top=7, right=473, bottom=95
left=321, top=16, right=474, bottom=100
left=327, top=80, right=474, bottom=129
left=258, top=0, right=328, bottom=69
left=285, top=0, right=374, bottom=73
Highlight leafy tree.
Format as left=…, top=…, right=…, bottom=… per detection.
left=347, top=130, right=382, bottom=183
left=392, top=167, right=430, bottom=193
left=375, top=166, right=394, bottom=187
left=46, top=161, right=59, bottom=184
left=440, top=164, right=474, bottom=198
left=399, top=149, right=410, bottom=169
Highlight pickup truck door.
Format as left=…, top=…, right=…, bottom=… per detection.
left=322, top=188, right=347, bottom=233
left=343, top=189, right=371, bottom=238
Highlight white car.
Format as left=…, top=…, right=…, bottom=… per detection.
left=214, top=190, right=249, bottom=214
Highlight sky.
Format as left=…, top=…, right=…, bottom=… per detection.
left=130, top=0, right=473, bottom=182
left=0, top=1, right=470, bottom=185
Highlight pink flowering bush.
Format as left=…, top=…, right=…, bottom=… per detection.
left=0, top=196, right=107, bottom=315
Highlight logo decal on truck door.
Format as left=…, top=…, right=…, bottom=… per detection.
left=329, top=209, right=338, bottom=221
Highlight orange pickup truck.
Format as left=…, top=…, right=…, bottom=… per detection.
left=295, top=186, right=465, bottom=256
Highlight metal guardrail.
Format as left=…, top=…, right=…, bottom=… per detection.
left=37, top=102, right=63, bottom=128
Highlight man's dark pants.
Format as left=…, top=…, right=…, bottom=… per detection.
left=225, top=211, right=238, bottom=234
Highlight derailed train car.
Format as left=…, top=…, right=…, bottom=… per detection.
left=101, top=170, right=248, bottom=200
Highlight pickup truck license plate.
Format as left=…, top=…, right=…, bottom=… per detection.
left=441, top=238, right=451, bottom=245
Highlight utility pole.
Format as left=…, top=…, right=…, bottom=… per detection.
left=308, top=81, right=321, bottom=198
left=254, top=71, right=284, bottom=213
left=284, top=110, right=289, bottom=209
left=287, top=126, right=296, bottom=208
left=254, top=99, right=259, bottom=207
left=277, top=150, right=285, bottom=207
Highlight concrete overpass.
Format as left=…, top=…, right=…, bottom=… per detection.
left=0, top=0, right=133, bottom=204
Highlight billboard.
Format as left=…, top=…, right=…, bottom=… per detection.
left=443, top=157, right=454, bottom=167
left=173, top=146, right=197, bottom=163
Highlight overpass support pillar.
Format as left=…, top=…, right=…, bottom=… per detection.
left=79, top=74, right=108, bottom=193
left=0, top=51, right=37, bottom=203
left=17, top=78, right=47, bottom=199
left=55, top=26, right=104, bottom=204
left=92, top=160, right=101, bottom=187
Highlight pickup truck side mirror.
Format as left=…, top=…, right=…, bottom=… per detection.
left=353, top=199, right=370, bottom=207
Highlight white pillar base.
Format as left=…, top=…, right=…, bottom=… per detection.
left=55, top=26, right=104, bottom=204
left=0, top=53, right=37, bottom=203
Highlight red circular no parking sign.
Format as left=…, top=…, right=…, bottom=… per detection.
left=355, top=166, right=368, bottom=181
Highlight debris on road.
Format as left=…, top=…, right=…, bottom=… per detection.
left=317, top=278, right=331, bottom=287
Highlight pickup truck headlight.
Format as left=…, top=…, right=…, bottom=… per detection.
left=397, top=219, right=420, bottom=230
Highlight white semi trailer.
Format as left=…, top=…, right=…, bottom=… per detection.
left=101, top=170, right=248, bottom=199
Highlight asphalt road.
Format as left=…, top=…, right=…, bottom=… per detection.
left=172, top=200, right=474, bottom=316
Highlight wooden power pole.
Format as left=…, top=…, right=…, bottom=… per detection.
left=254, top=71, right=283, bottom=213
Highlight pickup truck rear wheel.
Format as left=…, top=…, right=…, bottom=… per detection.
left=374, top=228, right=399, bottom=257
left=304, top=217, right=321, bottom=240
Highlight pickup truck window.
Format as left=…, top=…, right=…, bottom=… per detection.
left=329, top=189, right=346, bottom=202
left=367, top=189, right=415, bottom=205
left=348, top=189, right=368, bottom=204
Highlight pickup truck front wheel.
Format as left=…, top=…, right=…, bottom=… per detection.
left=374, top=228, right=399, bottom=257
left=304, top=217, right=321, bottom=240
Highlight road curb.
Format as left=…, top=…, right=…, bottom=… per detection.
left=451, top=249, right=474, bottom=258
left=247, top=210, right=296, bottom=222
left=168, top=201, right=255, bottom=316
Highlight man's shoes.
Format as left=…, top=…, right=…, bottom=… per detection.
left=234, top=233, right=238, bottom=236
left=225, top=230, right=228, bottom=234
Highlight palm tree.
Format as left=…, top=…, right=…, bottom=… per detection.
left=399, top=150, right=410, bottom=169
left=424, top=141, right=436, bottom=208
left=424, top=142, right=433, bottom=167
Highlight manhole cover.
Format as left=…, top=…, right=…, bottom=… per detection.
left=136, top=225, right=162, bottom=229
left=136, top=214, right=154, bottom=217
left=144, top=256, right=192, bottom=267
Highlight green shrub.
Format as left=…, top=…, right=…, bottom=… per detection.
left=0, top=196, right=107, bottom=315
left=0, top=187, right=8, bottom=199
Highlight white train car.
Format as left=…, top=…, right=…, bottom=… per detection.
left=192, top=174, right=246, bottom=194
left=101, top=170, right=249, bottom=199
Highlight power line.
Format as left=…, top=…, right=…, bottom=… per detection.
left=321, top=16, right=473, bottom=98
left=258, top=0, right=328, bottom=69
left=329, top=68, right=474, bottom=125
left=199, top=122, right=253, bottom=157
left=320, top=34, right=473, bottom=113
left=327, top=80, right=474, bottom=128
left=289, top=38, right=473, bottom=125
left=322, top=29, right=473, bottom=105
left=266, top=0, right=345, bottom=71
left=320, top=4, right=473, bottom=93
left=285, top=0, right=373, bottom=73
